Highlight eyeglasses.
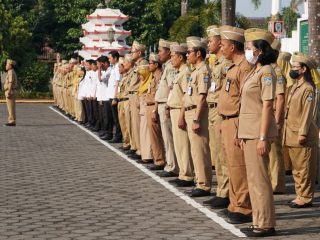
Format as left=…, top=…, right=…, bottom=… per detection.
left=149, top=62, right=155, bottom=65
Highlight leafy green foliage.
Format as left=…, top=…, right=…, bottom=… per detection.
left=281, top=6, right=300, bottom=37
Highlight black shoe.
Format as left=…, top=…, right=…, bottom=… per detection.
left=273, top=191, right=285, bottom=195
left=128, top=153, right=141, bottom=160
left=245, top=228, right=276, bottom=237
left=289, top=202, right=312, bottom=208
left=119, top=146, right=130, bottom=151
left=188, top=188, right=211, bottom=198
left=148, top=164, right=165, bottom=171
left=156, top=171, right=178, bottom=178
left=175, top=179, right=195, bottom=187
left=136, top=159, right=153, bottom=164
left=91, top=126, right=100, bottom=132
left=285, top=170, right=292, bottom=175
left=206, top=196, right=229, bottom=209
left=100, top=134, right=113, bottom=141
left=125, top=149, right=136, bottom=155
left=4, top=123, right=16, bottom=127
left=227, top=212, right=252, bottom=224
left=98, top=131, right=107, bottom=137
left=240, top=225, right=255, bottom=234
left=108, top=137, right=122, bottom=143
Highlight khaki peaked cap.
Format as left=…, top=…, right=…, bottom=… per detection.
left=244, top=28, right=275, bottom=45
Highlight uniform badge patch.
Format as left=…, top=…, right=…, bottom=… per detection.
left=203, top=75, right=209, bottom=83
left=263, top=73, right=272, bottom=86
left=307, top=93, right=313, bottom=102
left=277, top=75, right=284, bottom=84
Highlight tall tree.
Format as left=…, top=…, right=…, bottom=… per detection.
left=308, top=0, right=320, bottom=64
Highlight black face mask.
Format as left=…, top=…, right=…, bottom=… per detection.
left=289, top=70, right=300, bottom=79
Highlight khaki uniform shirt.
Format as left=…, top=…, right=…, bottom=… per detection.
left=127, top=58, right=148, bottom=92
left=167, top=64, right=190, bottom=109
left=154, top=60, right=176, bottom=103
left=117, top=69, right=133, bottom=99
left=218, top=57, right=252, bottom=116
left=4, top=69, right=17, bottom=91
left=183, top=61, right=211, bottom=108
left=283, top=81, right=318, bottom=147
left=271, top=63, right=286, bottom=109
left=238, top=65, right=278, bottom=139
left=144, top=73, right=161, bottom=105
left=207, top=56, right=231, bottom=104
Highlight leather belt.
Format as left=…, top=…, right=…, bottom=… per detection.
left=129, top=91, right=137, bottom=94
left=168, top=107, right=180, bottom=110
left=185, top=105, right=197, bottom=111
left=208, top=102, right=218, bottom=108
left=146, top=103, right=155, bottom=106
left=118, top=98, right=129, bottom=102
left=221, top=114, right=238, bottom=120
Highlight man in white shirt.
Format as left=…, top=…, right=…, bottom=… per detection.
left=107, top=51, right=122, bottom=143
left=96, top=56, right=113, bottom=140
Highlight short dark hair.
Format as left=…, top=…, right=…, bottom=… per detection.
left=153, top=61, right=162, bottom=69
left=192, top=47, right=206, bottom=59
left=109, top=51, right=120, bottom=60
left=230, top=40, right=244, bottom=52
left=91, top=60, right=97, bottom=65
left=97, top=56, right=109, bottom=64
left=176, top=52, right=187, bottom=62
left=253, top=40, right=278, bottom=66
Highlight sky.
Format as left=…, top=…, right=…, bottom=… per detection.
left=236, top=0, right=305, bottom=18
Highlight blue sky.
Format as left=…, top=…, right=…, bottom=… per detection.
left=236, top=0, right=305, bottom=17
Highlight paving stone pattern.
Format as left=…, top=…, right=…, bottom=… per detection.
left=0, top=104, right=319, bottom=240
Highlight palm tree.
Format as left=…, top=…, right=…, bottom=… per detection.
left=308, top=0, right=320, bottom=63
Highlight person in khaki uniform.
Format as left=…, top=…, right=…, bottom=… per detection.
left=166, top=43, right=194, bottom=187
left=152, top=39, right=178, bottom=175
left=117, top=57, right=131, bottom=150
left=268, top=39, right=286, bottom=194
left=203, top=25, right=231, bottom=209
left=218, top=25, right=252, bottom=223
left=4, top=59, right=17, bottom=126
left=144, top=53, right=166, bottom=167
left=72, top=66, right=85, bottom=123
left=283, top=52, right=318, bottom=208
left=183, top=36, right=212, bottom=197
left=277, top=52, right=294, bottom=173
left=121, top=54, right=135, bottom=152
left=127, top=41, right=148, bottom=160
left=238, top=28, right=278, bottom=237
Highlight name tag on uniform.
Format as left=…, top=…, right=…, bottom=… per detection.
left=225, top=79, right=231, bottom=92
left=188, top=86, right=193, bottom=96
left=209, top=81, right=216, bottom=93
left=118, top=86, right=121, bottom=93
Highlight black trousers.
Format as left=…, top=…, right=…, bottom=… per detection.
left=81, top=100, right=88, bottom=124
left=110, top=99, right=122, bottom=139
left=103, top=100, right=114, bottom=137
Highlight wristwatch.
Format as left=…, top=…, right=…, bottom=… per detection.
left=259, top=136, right=267, bottom=141
left=193, top=119, right=200, bottom=124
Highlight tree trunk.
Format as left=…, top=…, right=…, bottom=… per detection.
left=221, top=0, right=236, bottom=26
left=308, top=0, right=320, bottom=65
left=181, top=0, right=188, bottom=16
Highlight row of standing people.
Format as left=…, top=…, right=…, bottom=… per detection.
left=52, top=25, right=320, bottom=238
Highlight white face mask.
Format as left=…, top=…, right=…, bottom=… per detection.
left=245, top=49, right=258, bottom=65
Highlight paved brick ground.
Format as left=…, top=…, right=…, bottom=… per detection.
left=0, top=104, right=319, bottom=240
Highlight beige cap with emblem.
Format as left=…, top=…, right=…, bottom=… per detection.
left=118, top=57, right=125, bottom=65
left=206, top=25, right=220, bottom=37
left=6, top=59, right=16, bottom=66
left=170, top=43, right=188, bottom=54
left=149, top=52, right=160, bottom=62
left=244, top=28, right=275, bottom=45
left=132, top=40, right=146, bottom=52
left=159, top=39, right=171, bottom=49
left=186, top=36, right=207, bottom=49
left=220, top=25, right=245, bottom=43
left=271, top=39, right=281, bottom=51
left=124, top=53, right=134, bottom=63
left=292, top=52, right=317, bottom=69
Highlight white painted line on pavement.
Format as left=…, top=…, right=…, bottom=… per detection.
left=49, top=106, right=246, bottom=238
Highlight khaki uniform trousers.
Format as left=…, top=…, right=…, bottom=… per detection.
left=118, top=100, right=130, bottom=148
left=129, top=94, right=141, bottom=155
left=158, top=103, right=178, bottom=173
left=139, top=97, right=152, bottom=160
left=243, top=139, right=275, bottom=229
left=209, top=107, right=229, bottom=198
left=68, top=90, right=75, bottom=117
left=124, top=98, right=133, bottom=150
left=170, top=108, right=194, bottom=181
left=73, top=97, right=82, bottom=121
left=269, top=136, right=286, bottom=193
left=62, top=88, right=68, bottom=111
left=221, top=118, right=251, bottom=215
left=5, top=92, right=16, bottom=124
left=283, top=147, right=292, bottom=171
left=185, top=109, right=212, bottom=191
left=288, top=145, right=317, bottom=204
left=146, top=105, right=166, bottom=166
